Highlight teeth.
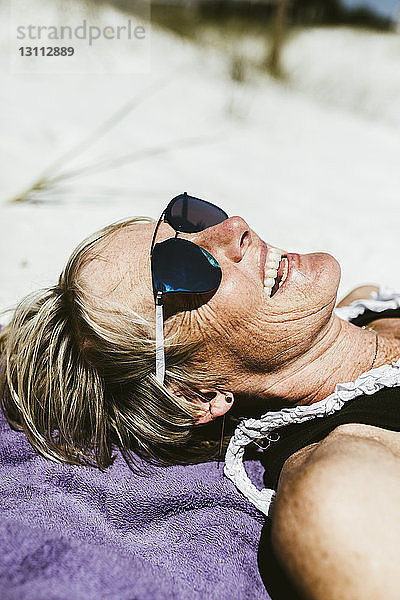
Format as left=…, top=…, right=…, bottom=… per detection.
left=264, top=277, right=275, bottom=287
left=263, top=249, right=288, bottom=297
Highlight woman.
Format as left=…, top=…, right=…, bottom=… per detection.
left=1, top=193, right=400, bottom=599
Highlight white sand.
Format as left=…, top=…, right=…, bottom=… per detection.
left=1, top=0, right=400, bottom=317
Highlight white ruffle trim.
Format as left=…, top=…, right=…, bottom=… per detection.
left=334, top=285, right=400, bottom=321
left=224, top=286, right=400, bottom=518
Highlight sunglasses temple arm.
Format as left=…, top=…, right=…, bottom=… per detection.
left=150, top=212, right=165, bottom=256
left=155, top=292, right=166, bottom=384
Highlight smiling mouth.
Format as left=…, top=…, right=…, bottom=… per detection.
left=263, top=248, right=289, bottom=297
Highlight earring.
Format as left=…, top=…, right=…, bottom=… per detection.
left=217, top=413, right=226, bottom=469
left=225, top=394, right=233, bottom=404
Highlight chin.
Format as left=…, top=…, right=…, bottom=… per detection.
left=306, top=252, right=341, bottom=302
left=307, top=251, right=340, bottom=272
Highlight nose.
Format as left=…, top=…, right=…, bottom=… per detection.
left=189, top=216, right=251, bottom=263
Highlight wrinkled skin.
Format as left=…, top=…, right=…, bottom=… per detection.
left=82, top=215, right=400, bottom=598
left=81, top=217, right=386, bottom=416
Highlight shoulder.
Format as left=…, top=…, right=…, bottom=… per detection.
left=367, top=317, right=400, bottom=343
left=271, top=421, right=400, bottom=598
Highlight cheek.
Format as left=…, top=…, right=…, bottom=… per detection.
left=271, top=254, right=340, bottom=330
left=212, top=270, right=263, bottom=323
left=195, top=270, right=264, bottom=350
left=199, top=274, right=275, bottom=367
left=263, top=254, right=340, bottom=360
left=201, top=254, right=339, bottom=370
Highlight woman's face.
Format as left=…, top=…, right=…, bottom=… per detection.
left=82, top=216, right=341, bottom=396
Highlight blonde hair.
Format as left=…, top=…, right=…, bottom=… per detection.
left=0, top=217, right=232, bottom=472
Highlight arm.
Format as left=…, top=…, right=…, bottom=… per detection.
left=270, top=423, right=400, bottom=600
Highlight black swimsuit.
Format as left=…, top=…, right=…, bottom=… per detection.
left=261, top=385, right=400, bottom=489
left=260, top=307, right=400, bottom=490
left=258, top=306, right=400, bottom=600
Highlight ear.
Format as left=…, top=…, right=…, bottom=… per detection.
left=194, top=389, right=234, bottom=425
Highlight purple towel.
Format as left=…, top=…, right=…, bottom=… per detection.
left=0, top=405, right=271, bottom=599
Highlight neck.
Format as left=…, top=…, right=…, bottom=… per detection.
left=246, top=315, right=400, bottom=409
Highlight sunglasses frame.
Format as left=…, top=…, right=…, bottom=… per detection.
left=150, top=192, right=228, bottom=257
left=150, top=193, right=228, bottom=384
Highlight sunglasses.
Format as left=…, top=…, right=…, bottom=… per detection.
left=151, top=192, right=229, bottom=383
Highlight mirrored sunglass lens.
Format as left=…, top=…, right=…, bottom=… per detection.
left=167, top=194, right=228, bottom=233
left=151, top=238, right=222, bottom=294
